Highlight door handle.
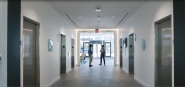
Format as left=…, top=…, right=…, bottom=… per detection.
left=63, top=46, right=65, bottom=48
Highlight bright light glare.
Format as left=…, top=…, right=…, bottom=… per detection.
left=95, top=9, right=101, bottom=11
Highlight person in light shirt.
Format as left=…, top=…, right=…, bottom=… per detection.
left=99, top=45, right=105, bottom=66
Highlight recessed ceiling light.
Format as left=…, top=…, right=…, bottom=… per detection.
left=107, top=26, right=110, bottom=27
left=97, top=15, right=101, bottom=19
left=84, top=26, right=87, bottom=27
left=95, top=8, right=101, bottom=11
left=79, top=17, right=82, bottom=18
left=112, top=16, right=115, bottom=18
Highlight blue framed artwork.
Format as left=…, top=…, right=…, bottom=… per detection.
left=48, top=39, right=53, bottom=52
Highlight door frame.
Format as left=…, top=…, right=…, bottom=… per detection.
left=154, top=15, right=172, bottom=86
left=23, top=16, right=40, bottom=87
left=105, top=42, right=111, bottom=57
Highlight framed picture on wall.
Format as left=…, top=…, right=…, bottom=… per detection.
left=48, top=39, right=53, bottom=52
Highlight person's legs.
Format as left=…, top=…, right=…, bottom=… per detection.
left=89, top=55, right=92, bottom=65
left=91, top=55, right=93, bottom=65
left=103, top=54, right=105, bottom=65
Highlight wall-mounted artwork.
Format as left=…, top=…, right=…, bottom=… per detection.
left=48, top=39, right=53, bottom=52
left=123, top=38, right=127, bottom=48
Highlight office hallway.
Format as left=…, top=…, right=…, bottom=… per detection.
left=51, top=58, right=143, bottom=87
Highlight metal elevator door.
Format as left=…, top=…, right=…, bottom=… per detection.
left=158, top=19, right=172, bottom=86
left=120, top=38, right=123, bottom=68
left=23, top=20, right=36, bottom=86
left=129, top=34, right=134, bottom=74
left=60, top=34, right=66, bottom=74
left=71, top=39, right=75, bottom=68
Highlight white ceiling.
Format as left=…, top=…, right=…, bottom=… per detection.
left=48, top=1, right=146, bottom=29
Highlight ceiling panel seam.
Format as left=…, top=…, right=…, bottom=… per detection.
left=115, top=12, right=129, bottom=28
left=65, top=13, right=79, bottom=29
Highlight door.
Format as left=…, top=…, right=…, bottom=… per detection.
left=129, top=34, right=134, bottom=74
left=155, top=17, right=172, bottom=86
left=83, top=42, right=89, bottom=56
left=93, top=44, right=101, bottom=57
left=71, top=39, right=75, bottom=68
left=105, top=42, right=111, bottom=57
left=23, top=20, right=37, bottom=86
left=97, top=44, right=101, bottom=57
left=60, top=34, right=66, bottom=74
left=93, top=44, right=97, bottom=57
left=120, top=38, right=123, bottom=68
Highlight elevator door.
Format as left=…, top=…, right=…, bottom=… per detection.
left=157, top=18, right=172, bottom=86
left=71, top=39, right=75, bottom=68
left=23, top=20, right=36, bottom=86
left=129, top=34, right=134, bottom=74
left=120, top=38, right=123, bottom=68
left=60, top=34, right=66, bottom=74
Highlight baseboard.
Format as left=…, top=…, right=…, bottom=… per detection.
left=123, top=68, right=129, bottom=74
left=76, top=64, right=80, bottom=66
left=45, top=76, right=60, bottom=87
left=134, top=76, right=149, bottom=87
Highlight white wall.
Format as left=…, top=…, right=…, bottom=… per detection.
left=0, top=1, right=7, bottom=87
left=21, top=1, right=76, bottom=87
left=119, top=1, right=173, bottom=87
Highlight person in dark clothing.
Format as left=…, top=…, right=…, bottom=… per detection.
left=99, top=45, right=105, bottom=65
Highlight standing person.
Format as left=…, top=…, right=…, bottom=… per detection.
left=88, top=44, right=93, bottom=67
left=99, top=45, right=105, bottom=65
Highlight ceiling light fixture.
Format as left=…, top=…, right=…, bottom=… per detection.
left=79, top=17, right=82, bottom=18
left=84, top=26, right=87, bottom=27
left=112, top=16, right=115, bottom=18
left=96, top=8, right=101, bottom=12
left=107, top=26, right=110, bottom=27
left=97, top=15, right=100, bottom=19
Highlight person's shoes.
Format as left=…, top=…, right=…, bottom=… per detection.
left=89, top=65, right=93, bottom=67
left=99, top=64, right=102, bottom=65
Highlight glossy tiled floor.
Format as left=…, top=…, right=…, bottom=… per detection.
left=51, top=58, right=143, bottom=87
